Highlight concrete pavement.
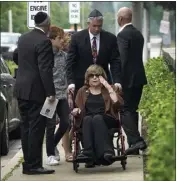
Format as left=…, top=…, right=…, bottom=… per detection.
left=4, top=142, right=144, bottom=181
left=1, top=139, right=21, bottom=172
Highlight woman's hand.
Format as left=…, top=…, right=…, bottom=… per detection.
left=71, top=108, right=81, bottom=116
left=99, top=75, right=111, bottom=89
left=99, top=76, right=112, bottom=90
left=68, top=93, right=74, bottom=109
left=99, top=76, right=118, bottom=103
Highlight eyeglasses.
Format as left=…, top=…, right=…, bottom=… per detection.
left=89, top=74, right=100, bottom=78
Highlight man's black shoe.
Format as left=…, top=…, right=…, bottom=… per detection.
left=23, top=167, right=55, bottom=175
left=125, top=140, right=147, bottom=155
left=130, top=149, right=140, bottom=155
left=128, top=144, right=140, bottom=155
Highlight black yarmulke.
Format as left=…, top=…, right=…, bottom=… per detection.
left=88, top=9, right=103, bottom=18
left=34, top=12, right=48, bottom=24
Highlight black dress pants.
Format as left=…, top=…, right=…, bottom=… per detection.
left=82, top=114, right=116, bottom=160
left=17, top=99, right=46, bottom=169
left=120, top=86, right=144, bottom=145
left=46, top=99, right=69, bottom=156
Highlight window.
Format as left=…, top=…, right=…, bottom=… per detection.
left=1, top=34, right=20, bottom=45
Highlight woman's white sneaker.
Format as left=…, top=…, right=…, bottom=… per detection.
left=46, top=156, right=59, bottom=166
left=55, top=147, right=60, bottom=161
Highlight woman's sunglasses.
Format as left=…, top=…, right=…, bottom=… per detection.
left=89, top=74, right=100, bottom=78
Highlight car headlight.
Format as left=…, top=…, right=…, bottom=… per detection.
left=0, top=92, right=6, bottom=102
left=8, top=46, right=17, bottom=52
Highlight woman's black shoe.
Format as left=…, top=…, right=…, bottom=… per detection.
left=104, top=153, right=114, bottom=164
left=85, top=162, right=95, bottom=168
left=77, top=153, right=92, bottom=161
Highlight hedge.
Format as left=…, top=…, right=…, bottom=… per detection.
left=139, top=57, right=176, bottom=181
left=5, top=60, right=18, bottom=77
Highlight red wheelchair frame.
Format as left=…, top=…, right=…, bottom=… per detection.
left=70, top=112, right=127, bottom=173
left=68, top=91, right=127, bottom=173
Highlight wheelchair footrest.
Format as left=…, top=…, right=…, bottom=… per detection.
left=75, top=157, right=93, bottom=163
left=112, top=155, right=127, bottom=161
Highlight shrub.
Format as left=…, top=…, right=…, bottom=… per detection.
left=5, top=60, right=18, bottom=77
left=139, top=57, right=175, bottom=181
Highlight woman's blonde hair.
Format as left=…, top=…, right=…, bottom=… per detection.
left=62, top=33, right=71, bottom=51
left=84, top=64, right=107, bottom=86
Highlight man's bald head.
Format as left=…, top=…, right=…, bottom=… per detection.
left=117, top=7, right=132, bottom=27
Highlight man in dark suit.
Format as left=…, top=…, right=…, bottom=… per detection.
left=14, top=12, right=55, bottom=174
left=117, top=7, right=147, bottom=154
left=66, top=9, right=122, bottom=94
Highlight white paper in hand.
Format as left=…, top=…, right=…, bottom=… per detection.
left=40, top=97, right=58, bottom=119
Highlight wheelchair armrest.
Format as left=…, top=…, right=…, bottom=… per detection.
left=109, top=128, right=119, bottom=136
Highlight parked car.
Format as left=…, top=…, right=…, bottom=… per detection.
left=64, top=29, right=82, bottom=35
left=0, top=32, right=21, bottom=60
left=0, top=55, right=21, bottom=155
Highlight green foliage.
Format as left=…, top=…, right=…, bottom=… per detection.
left=154, top=2, right=176, bottom=11
left=1, top=2, right=29, bottom=33
left=0, top=2, right=91, bottom=33
left=5, top=60, right=18, bottom=77
left=139, top=57, right=176, bottom=181
left=50, top=2, right=70, bottom=29
left=50, top=2, right=91, bottom=29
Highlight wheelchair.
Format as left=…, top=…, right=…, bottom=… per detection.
left=71, top=113, right=127, bottom=173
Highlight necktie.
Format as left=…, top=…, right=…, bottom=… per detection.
left=92, top=36, right=97, bottom=64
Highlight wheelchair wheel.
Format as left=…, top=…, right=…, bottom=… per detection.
left=73, top=160, right=79, bottom=173
left=121, top=160, right=126, bottom=170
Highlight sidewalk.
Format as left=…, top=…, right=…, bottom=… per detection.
left=4, top=141, right=144, bottom=181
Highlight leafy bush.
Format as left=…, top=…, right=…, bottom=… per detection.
left=5, top=60, right=18, bottom=77
left=139, top=57, right=176, bottom=181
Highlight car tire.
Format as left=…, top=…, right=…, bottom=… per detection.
left=1, top=109, right=9, bottom=155
left=11, top=126, right=21, bottom=139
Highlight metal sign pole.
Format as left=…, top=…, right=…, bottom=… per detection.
left=74, top=24, right=77, bottom=32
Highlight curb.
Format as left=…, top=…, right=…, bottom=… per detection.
left=1, top=149, right=23, bottom=180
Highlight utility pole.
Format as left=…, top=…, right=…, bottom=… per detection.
left=81, top=2, right=85, bottom=29
left=146, top=7, right=150, bottom=60
left=8, top=10, right=13, bottom=32
left=143, top=3, right=151, bottom=63
left=132, top=2, right=151, bottom=63
left=113, top=2, right=119, bottom=35
left=132, top=2, right=143, bottom=33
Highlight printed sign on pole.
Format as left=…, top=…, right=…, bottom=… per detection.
left=69, top=2, right=80, bottom=24
left=27, top=1, right=50, bottom=29
left=159, top=20, right=170, bottom=34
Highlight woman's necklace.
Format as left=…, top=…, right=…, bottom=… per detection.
left=89, top=87, right=101, bottom=95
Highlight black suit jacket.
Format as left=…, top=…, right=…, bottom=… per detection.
left=14, top=28, right=55, bottom=103
left=117, top=25, right=147, bottom=88
left=66, top=29, right=121, bottom=90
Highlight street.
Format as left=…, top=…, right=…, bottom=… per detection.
left=1, top=138, right=21, bottom=175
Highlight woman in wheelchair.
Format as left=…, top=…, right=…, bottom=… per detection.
left=72, top=65, right=124, bottom=166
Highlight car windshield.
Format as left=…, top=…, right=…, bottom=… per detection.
left=1, top=34, right=20, bottom=44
